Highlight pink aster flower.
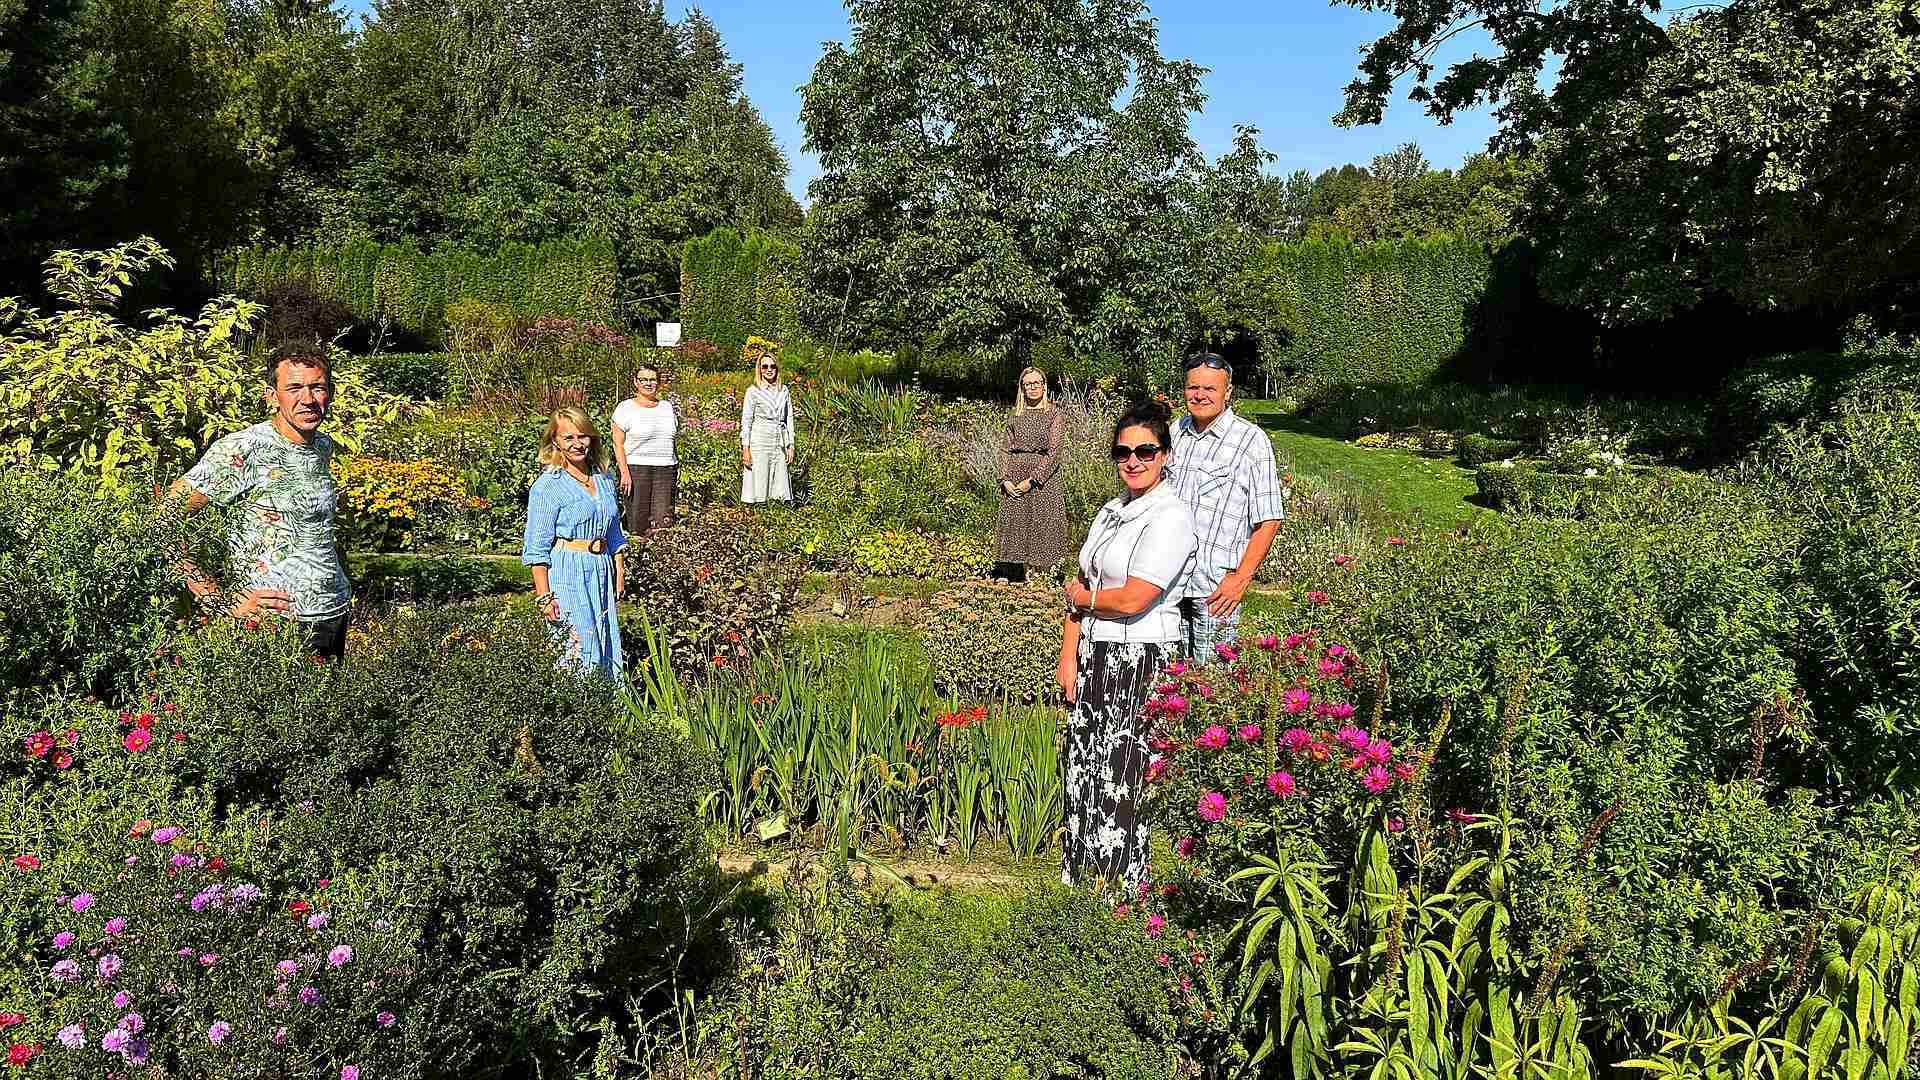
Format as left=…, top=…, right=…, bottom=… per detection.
left=70, top=893, right=95, bottom=914
left=1196, top=792, right=1227, bottom=822
left=1255, top=634, right=1279, bottom=651
left=341, top=1066, right=360, bottom=1080
left=49, top=958, right=80, bottom=982
left=1332, top=554, right=1354, bottom=567
left=1174, top=837, right=1198, bottom=858
left=1326, top=702, right=1356, bottom=721
left=1334, top=725, right=1370, bottom=751
left=208, top=1021, right=231, bottom=1046
left=1194, top=725, right=1229, bottom=751
left=1162, top=694, right=1189, bottom=715
left=376, top=1012, right=396, bottom=1028
left=1362, top=766, right=1392, bottom=794
left=199, top=954, right=220, bottom=968
left=122, top=729, right=151, bottom=753
left=298, top=986, right=321, bottom=1006
left=118, top=1013, right=143, bottom=1036
left=1282, top=688, right=1313, bottom=714
left=1318, top=657, right=1346, bottom=678
left=1362, top=738, right=1393, bottom=765
left=151, top=827, right=181, bottom=844
left=1145, top=756, right=1169, bottom=784
left=1146, top=913, right=1166, bottom=938
left=96, top=954, right=123, bottom=980
left=1156, top=953, right=1172, bottom=967
left=1166, top=661, right=1188, bottom=677
left=1387, top=817, right=1406, bottom=833
left=1266, top=771, right=1296, bottom=798
left=327, top=945, right=353, bottom=968
left=1394, top=762, right=1418, bottom=781
left=1280, top=727, right=1313, bottom=752
left=1283, top=632, right=1309, bottom=650
left=52, top=932, right=74, bottom=950
left=103, top=917, right=126, bottom=936
left=1306, top=591, right=1330, bottom=605
left=307, top=912, right=331, bottom=931
left=1214, top=643, right=1240, bottom=664
left=1237, top=724, right=1261, bottom=742
left=112, top=992, right=132, bottom=1009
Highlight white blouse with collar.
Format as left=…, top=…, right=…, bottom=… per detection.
left=1077, top=482, right=1196, bottom=644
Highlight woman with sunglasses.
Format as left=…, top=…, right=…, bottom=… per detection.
left=1056, top=398, right=1196, bottom=890
left=739, top=353, right=795, bottom=503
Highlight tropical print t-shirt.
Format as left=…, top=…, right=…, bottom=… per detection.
left=183, top=421, right=352, bottom=622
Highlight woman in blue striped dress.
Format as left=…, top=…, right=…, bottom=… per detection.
left=521, top=406, right=626, bottom=680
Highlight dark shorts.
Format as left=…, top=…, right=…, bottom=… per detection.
left=302, top=613, right=349, bottom=663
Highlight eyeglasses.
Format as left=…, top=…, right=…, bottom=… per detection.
left=759, top=363, right=778, bottom=371
left=1110, top=442, right=1164, bottom=462
left=635, top=378, right=658, bottom=385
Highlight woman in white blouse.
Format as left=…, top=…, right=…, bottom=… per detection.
left=739, top=353, right=795, bottom=503
left=1057, top=398, right=1197, bottom=889
left=611, top=363, right=678, bottom=535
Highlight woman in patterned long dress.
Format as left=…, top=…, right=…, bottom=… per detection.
left=521, top=407, right=627, bottom=680
left=739, top=356, right=794, bottom=503
left=1057, top=399, right=1196, bottom=890
left=992, top=366, right=1068, bottom=583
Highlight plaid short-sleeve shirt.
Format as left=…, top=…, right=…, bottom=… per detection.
left=1170, top=408, right=1286, bottom=598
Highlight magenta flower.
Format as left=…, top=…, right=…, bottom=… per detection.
left=276, top=959, right=300, bottom=977
left=271, top=1027, right=289, bottom=1046
left=1266, top=771, right=1296, bottom=798
left=69, top=893, right=95, bottom=914
left=1166, top=661, right=1188, bottom=677
left=97, top=954, right=123, bottom=980
left=1156, top=953, right=1172, bottom=967
left=1146, top=913, right=1166, bottom=938
left=119, top=1013, right=144, bottom=1036
left=342, top=1067, right=361, bottom=1080
left=1255, top=634, right=1279, bottom=651
left=1145, top=756, right=1168, bottom=784
left=1162, top=694, right=1189, bottom=715
left=1280, top=727, right=1313, bottom=752
left=376, top=1011, right=396, bottom=1027
left=1362, top=766, right=1392, bottom=794
left=327, top=945, right=353, bottom=968
left=1282, top=688, right=1313, bottom=714
left=52, top=932, right=74, bottom=950
left=298, top=986, right=321, bottom=1006
left=103, top=917, right=126, bottom=936
left=151, top=827, right=181, bottom=844
left=101, top=1028, right=130, bottom=1053
left=1194, top=725, right=1229, bottom=751
left=1214, top=643, right=1240, bottom=663
left=112, top=992, right=132, bottom=1010
left=1326, top=645, right=1346, bottom=657
left=208, top=1021, right=231, bottom=1046
left=1318, top=657, right=1345, bottom=678
left=1447, top=808, right=1478, bottom=823
left=1334, top=725, right=1370, bottom=751
left=169, top=853, right=194, bottom=868
left=1306, top=591, right=1330, bottom=605
left=56, top=1024, right=84, bottom=1050
left=199, top=954, right=220, bottom=967
left=1237, top=724, right=1262, bottom=743
left=49, top=958, right=81, bottom=982
left=1174, top=837, right=1198, bottom=858
left=1196, top=792, right=1227, bottom=822
left=307, top=912, right=331, bottom=931
left=1326, top=702, right=1356, bottom=721
left=1387, top=817, right=1407, bottom=833
left=1283, top=632, right=1309, bottom=650
left=1362, top=738, right=1393, bottom=765
left=1394, top=762, right=1417, bottom=781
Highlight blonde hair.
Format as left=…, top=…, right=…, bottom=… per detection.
left=1013, top=366, right=1050, bottom=415
left=537, top=407, right=608, bottom=472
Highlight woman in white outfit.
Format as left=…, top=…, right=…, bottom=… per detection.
left=739, top=353, right=795, bottom=503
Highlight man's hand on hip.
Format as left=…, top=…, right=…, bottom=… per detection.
left=1206, top=571, right=1253, bottom=619
left=230, top=588, right=293, bottom=618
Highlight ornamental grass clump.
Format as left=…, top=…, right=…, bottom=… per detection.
left=1142, top=631, right=1402, bottom=888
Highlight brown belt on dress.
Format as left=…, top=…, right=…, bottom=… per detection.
left=554, top=537, right=608, bottom=555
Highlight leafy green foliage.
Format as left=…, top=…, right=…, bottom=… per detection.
left=921, top=581, right=1065, bottom=703
left=680, top=227, right=803, bottom=358
left=621, top=509, right=805, bottom=680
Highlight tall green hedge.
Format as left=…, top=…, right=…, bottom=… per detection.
left=1222, top=235, right=1492, bottom=389
left=680, top=227, right=802, bottom=357
left=217, top=238, right=618, bottom=348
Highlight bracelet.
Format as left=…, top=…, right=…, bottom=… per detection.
left=534, top=591, right=556, bottom=605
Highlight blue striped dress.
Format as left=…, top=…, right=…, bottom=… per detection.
left=521, top=467, right=626, bottom=679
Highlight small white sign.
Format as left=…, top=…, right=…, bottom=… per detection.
left=654, top=322, right=682, bottom=347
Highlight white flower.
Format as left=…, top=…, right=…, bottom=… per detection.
left=1498, top=458, right=1515, bottom=469
left=1582, top=467, right=1598, bottom=477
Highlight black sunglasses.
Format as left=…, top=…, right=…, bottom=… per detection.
left=1185, top=353, right=1230, bottom=372
left=1110, top=442, right=1165, bottom=462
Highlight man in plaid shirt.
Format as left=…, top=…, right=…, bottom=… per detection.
left=1170, top=352, right=1285, bottom=659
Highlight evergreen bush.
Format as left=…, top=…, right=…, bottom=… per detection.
left=679, top=227, right=802, bottom=358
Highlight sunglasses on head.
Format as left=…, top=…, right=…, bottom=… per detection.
left=1185, top=353, right=1229, bottom=372
left=1110, top=442, right=1164, bottom=462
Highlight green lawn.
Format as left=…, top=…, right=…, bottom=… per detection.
left=1236, top=399, right=1486, bottom=532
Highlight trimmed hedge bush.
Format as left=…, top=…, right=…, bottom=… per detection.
left=1217, top=235, right=1491, bottom=390
left=1455, top=432, right=1528, bottom=466
left=1472, top=461, right=1670, bottom=518
left=218, top=239, right=618, bottom=349
left=680, top=227, right=803, bottom=359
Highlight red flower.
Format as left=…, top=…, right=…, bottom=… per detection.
left=51, top=751, right=72, bottom=770
left=0, top=1016, right=19, bottom=1031
left=21, top=731, right=53, bottom=759
left=6, top=1042, right=37, bottom=1067
left=123, top=729, right=152, bottom=753
left=62, top=729, right=79, bottom=745
left=130, top=820, right=152, bottom=837
left=172, top=732, right=187, bottom=743
left=207, top=857, right=227, bottom=872
left=289, top=900, right=311, bottom=914
left=134, top=712, right=155, bottom=730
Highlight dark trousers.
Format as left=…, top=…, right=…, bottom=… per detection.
left=302, top=613, right=348, bottom=663
left=992, top=561, right=1028, bottom=583
left=624, top=464, right=678, bottom=535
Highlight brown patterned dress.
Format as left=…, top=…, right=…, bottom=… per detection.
left=994, top=407, right=1068, bottom=570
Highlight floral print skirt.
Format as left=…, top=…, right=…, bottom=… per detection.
left=1062, top=636, right=1174, bottom=891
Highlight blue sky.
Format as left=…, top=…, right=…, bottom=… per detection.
left=340, top=0, right=1504, bottom=199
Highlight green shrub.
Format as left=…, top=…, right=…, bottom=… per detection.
left=1716, top=349, right=1920, bottom=456
left=1472, top=460, right=1666, bottom=518
left=363, top=352, right=450, bottom=400
left=345, top=553, right=530, bottom=606
left=679, top=227, right=802, bottom=358
left=1455, top=432, right=1527, bottom=465
left=921, top=581, right=1063, bottom=702
left=693, top=875, right=1182, bottom=1078
left=850, top=530, right=991, bottom=580
left=621, top=509, right=806, bottom=679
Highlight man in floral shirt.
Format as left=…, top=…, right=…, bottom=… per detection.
left=171, top=343, right=353, bottom=660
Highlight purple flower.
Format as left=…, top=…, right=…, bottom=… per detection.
left=52, top=932, right=74, bottom=950
left=103, top=917, right=127, bottom=936
left=70, top=892, right=95, bottom=913
left=49, top=958, right=81, bottom=982
left=306, top=912, right=331, bottom=931
left=199, top=953, right=220, bottom=967
left=176, top=947, right=194, bottom=958
left=56, top=1023, right=85, bottom=1049
left=119, top=1012, right=144, bottom=1035
left=125, top=1038, right=149, bottom=1065
left=124, top=856, right=138, bottom=866
left=298, top=986, right=321, bottom=1006
left=271, top=1026, right=289, bottom=1046
left=112, top=991, right=132, bottom=1009
left=327, top=945, right=353, bottom=968
left=376, top=1011, right=396, bottom=1028
left=208, top=1021, right=231, bottom=1045
left=101, top=1028, right=130, bottom=1053
left=342, top=1067, right=361, bottom=1080
left=96, top=954, right=123, bottom=980
left=276, top=959, right=300, bottom=977
left=169, top=853, right=194, bottom=868
left=150, top=827, right=181, bottom=844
